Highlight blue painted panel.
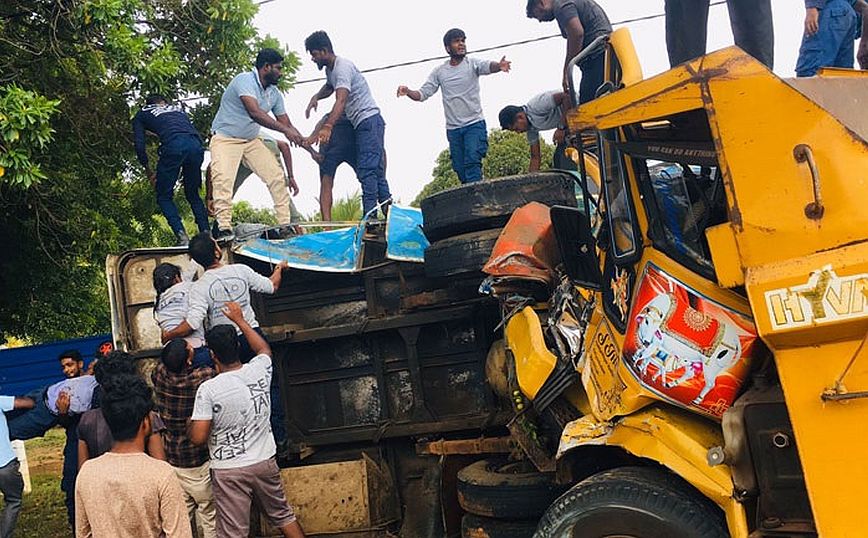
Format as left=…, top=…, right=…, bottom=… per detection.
left=0, top=334, right=111, bottom=396
left=236, top=225, right=364, bottom=273
left=386, top=205, right=428, bottom=263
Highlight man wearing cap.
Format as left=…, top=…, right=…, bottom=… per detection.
left=397, top=29, right=511, bottom=184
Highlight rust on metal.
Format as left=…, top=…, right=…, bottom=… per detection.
left=416, top=437, right=514, bottom=456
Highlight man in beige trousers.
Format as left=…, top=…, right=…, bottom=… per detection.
left=209, top=48, right=304, bottom=242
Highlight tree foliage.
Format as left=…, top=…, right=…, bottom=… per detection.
left=0, top=0, right=297, bottom=341
left=412, top=129, right=556, bottom=205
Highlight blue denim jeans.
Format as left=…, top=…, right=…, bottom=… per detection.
left=796, top=0, right=857, bottom=77
left=155, top=134, right=209, bottom=236
left=355, top=114, right=391, bottom=215
left=446, top=120, right=488, bottom=183
left=7, top=388, right=57, bottom=441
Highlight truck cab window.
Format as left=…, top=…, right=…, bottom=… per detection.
left=641, top=160, right=727, bottom=274
left=599, top=129, right=640, bottom=262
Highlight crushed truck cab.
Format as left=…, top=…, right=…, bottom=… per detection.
left=497, top=28, right=868, bottom=538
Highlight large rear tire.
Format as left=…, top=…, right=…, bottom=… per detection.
left=534, top=467, right=729, bottom=538
left=424, top=229, right=502, bottom=279
left=421, top=173, right=577, bottom=242
left=457, top=459, right=564, bottom=520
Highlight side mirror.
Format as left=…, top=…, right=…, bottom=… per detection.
left=550, top=205, right=603, bottom=291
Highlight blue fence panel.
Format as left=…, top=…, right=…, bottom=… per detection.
left=0, top=334, right=111, bottom=396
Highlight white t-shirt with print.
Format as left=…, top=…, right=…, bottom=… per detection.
left=186, top=264, right=274, bottom=335
left=191, top=354, right=275, bottom=469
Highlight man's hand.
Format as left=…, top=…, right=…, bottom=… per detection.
left=397, top=85, right=410, bottom=97
left=287, top=176, right=299, bottom=196
left=221, top=301, right=244, bottom=325
left=315, top=124, right=333, bottom=146
left=207, top=198, right=216, bottom=216
left=805, top=7, right=820, bottom=36
left=553, top=128, right=565, bottom=145
left=283, top=125, right=304, bottom=147
left=147, top=170, right=156, bottom=187
left=305, top=97, right=318, bottom=119
left=498, top=56, right=512, bottom=73
left=56, top=390, right=71, bottom=416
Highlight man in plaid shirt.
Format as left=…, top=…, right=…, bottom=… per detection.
left=153, top=339, right=217, bottom=538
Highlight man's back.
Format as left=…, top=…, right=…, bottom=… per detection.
left=187, top=264, right=274, bottom=333
left=153, top=364, right=215, bottom=469
left=75, top=452, right=191, bottom=538
left=192, top=354, right=275, bottom=469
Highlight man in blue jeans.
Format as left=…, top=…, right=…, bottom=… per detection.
left=133, top=95, right=209, bottom=246
left=305, top=31, right=391, bottom=217
left=797, top=0, right=868, bottom=76
left=397, top=28, right=511, bottom=183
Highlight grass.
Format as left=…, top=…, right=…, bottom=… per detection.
left=16, top=428, right=71, bottom=537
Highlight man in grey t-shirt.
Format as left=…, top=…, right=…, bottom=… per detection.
left=526, top=0, right=612, bottom=104
left=304, top=31, right=391, bottom=217
left=397, top=29, right=511, bottom=184
left=499, top=91, right=572, bottom=173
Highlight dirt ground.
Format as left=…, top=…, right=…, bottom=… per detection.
left=17, top=428, right=71, bottom=537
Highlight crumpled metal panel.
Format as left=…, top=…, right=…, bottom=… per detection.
left=482, top=202, right=561, bottom=286
left=385, top=205, right=428, bottom=263
left=235, top=205, right=427, bottom=272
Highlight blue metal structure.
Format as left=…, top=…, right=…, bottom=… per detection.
left=0, top=334, right=111, bottom=396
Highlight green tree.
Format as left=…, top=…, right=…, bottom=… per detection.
left=0, top=0, right=298, bottom=341
left=412, top=129, right=555, bottom=205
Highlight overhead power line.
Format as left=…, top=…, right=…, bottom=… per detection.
left=285, top=1, right=727, bottom=85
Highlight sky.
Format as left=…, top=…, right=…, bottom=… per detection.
left=232, top=0, right=806, bottom=217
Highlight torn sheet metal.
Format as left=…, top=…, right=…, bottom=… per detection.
left=385, top=205, right=428, bottom=262
left=482, top=202, right=561, bottom=287
left=234, top=205, right=427, bottom=272
left=235, top=225, right=364, bottom=273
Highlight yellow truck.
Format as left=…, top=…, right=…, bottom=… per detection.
left=489, top=28, right=868, bottom=537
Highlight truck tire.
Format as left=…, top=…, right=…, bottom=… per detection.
left=457, top=459, right=563, bottom=520
left=421, top=173, right=577, bottom=242
left=462, top=514, right=538, bottom=538
left=534, top=467, right=728, bottom=538
left=424, top=229, right=501, bottom=279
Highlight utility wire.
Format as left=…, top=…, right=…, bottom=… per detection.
left=284, top=1, right=726, bottom=85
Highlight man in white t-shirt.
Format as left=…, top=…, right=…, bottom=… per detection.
left=189, top=303, right=304, bottom=538
left=397, top=28, right=511, bottom=183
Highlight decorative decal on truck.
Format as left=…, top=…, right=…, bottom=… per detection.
left=765, top=265, right=868, bottom=330
left=622, top=264, right=757, bottom=419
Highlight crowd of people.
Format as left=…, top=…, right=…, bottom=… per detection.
left=132, top=0, right=868, bottom=248
left=1, top=1, right=866, bottom=537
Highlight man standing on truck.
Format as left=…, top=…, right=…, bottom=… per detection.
left=796, top=0, right=868, bottom=76
left=133, top=95, right=210, bottom=247
left=498, top=90, right=572, bottom=172
left=209, top=48, right=305, bottom=243
left=396, top=29, right=511, bottom=184
left=664, top=0, right=774, bottom=69
left=525, top=0, right=612, bottom=104
left=189, top=303, right=304, bottom=538
left=304, top=31, right=391, bottom=217
left=205, top=133, right=305, bottom=229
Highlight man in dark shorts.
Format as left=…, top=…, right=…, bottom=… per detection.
left=526, top=0, right=612, bottom=104
left=309, top=115, right=357, bottom=221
